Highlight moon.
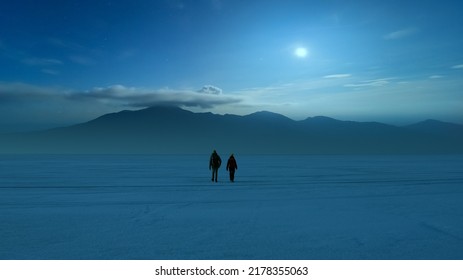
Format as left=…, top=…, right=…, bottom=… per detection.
left=295, top=47, right=308, bottom=58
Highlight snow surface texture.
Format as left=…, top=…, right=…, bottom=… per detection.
left=0, top=155, right=462, bottom=260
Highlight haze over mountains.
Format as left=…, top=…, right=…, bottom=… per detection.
left=1, top=106, right=462, bottom=154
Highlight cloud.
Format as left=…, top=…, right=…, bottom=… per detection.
left=344, top=78, right=394, bottom=88
left=22, top=57, right=63, bottom=66
left=71, top=85, right=240, bottom=109
left=323, top=74, right=351, bottom=79
left=452, top=64, right=463, bottom=69
left=20, top=57, right=62, bottom=75
left=384, top=28, right=417, bottom=40
left=70, top=55, right=95, bottom=65
left=0, top=82, right=240, bottom=109
left=41, top=69, right=60, bottom=75
left=198, top=85, right=223, bottom=95
left=49, top=38, right=86, bottom=51
left=429, top=75, right=444, bottom=79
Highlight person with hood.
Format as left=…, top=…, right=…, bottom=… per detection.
left=209, top=150, right=222, bottom=182
left=226, top=154, right=238, bottom=182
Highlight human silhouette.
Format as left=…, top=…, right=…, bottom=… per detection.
left=226, top=154, right=238, bottom=182
left=209, top=150, right=222, bottom=182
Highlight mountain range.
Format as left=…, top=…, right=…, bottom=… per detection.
left=1, top=106, right=462, bottom=154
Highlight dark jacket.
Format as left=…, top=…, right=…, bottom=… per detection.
left=209, top=152, right=222, bottom=169
left=226, top=156, right=238, bottom=171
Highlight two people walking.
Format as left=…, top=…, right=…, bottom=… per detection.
left=209, top=150, right=238, bottom=182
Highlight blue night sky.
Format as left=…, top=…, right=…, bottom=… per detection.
left=1, top=0, right=462, bottom=132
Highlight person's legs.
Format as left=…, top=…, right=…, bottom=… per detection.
left=211, top=168, right=218, bottom=182
left=230, top=170, right=235, bottom=182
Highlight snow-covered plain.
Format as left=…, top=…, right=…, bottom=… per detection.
left=0, top=154, right=462, bottom=260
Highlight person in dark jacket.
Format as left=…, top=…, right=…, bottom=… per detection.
left=226, top=154, right=238, bottom=182
left=209, top=150, right=222, bottom=182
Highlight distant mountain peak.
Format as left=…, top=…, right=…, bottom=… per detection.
left=407, top=119, right=462, bottom=128
left=245, top=111, right=293, bottom=121
left=415, top=119, right=451, bottom=125
left=302, top=116, right=341, bottom=125
left=405, top=119, right=463, bottom=136
left=306, top=116, right=338, bottom=121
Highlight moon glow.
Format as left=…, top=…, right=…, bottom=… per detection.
left=295, top=47, right=308, bottom=58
